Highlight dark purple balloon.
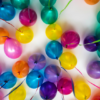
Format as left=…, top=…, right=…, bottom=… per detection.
left=44, top=64, right=62, bottom=82
left=28, top=53, right=46, bottom=70
left=40, top=81, right=57, bottom=100
left=84, top=35, right=98, bottom=52
left=87, top=61, right=100, bottom=79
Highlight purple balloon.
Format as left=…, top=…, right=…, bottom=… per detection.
left=28, top=53, right=46, bottom=70
left=44, top=64, right=62, bottom=82
left=40, top=81, right=57, bottom=100
left=19, top=8, right=37, bottom=26
left=87, top=61, right=100, bottom=79
left=84, top=35, right=98, bottom=52
left=4, top=38, right=22, bottom=59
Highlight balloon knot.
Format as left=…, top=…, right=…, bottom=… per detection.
left=30, top=20, right=32, bottom=23
left=38, top=75, right=41, bottom=78
left=34, top=61, right=37, bottom=64
left=18, top=71, right=20, bottom=75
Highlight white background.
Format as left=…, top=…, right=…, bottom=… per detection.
left=0, top=0, right=100, bottom=100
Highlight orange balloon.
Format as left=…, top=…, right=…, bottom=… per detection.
left=84, top=0, right=99, bottom=5
left=0, top=27, right=9, bottom=44
left=12, top=61, right=29, bottom=78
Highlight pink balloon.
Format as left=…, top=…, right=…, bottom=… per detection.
left=19, top=8, right=37, bottom=26
left=0, top=91, right=4, bottom=100
left=61, top=30, right=80, bottom=49
left=4, top=38, right=22, bottom=59
left=57, top=78, right=72, bottom=95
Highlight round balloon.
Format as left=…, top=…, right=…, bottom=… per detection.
left=10, top=0, right=30, bottom=9
left=0, top=27, right=9, bottom=44
left=84, top=35, right=98, bottom=52
left=44, top=64, right=62, bottom=82
left=19, top=8, right=37, bottom=26
left=57, top=78, right=72, bottom=95
left=4, top=38, right=22, bottom=59
left=59, top=52, right=77, bottom=70
left=0, top=3, right=15, bottom=21
left=40, top=81, right=57, bottom=100
left=26, top=71, right=44, bottom=89
left=41, top=6, right=58, bottom=24
left=12, top=61, right=29, bottom=78
left=28, top=53, right=46, bottom=70
left=84, top=0, right=99, bottom=5
left=97, top=11, right=100, bottom=23
left=46, top=24, right=62, bottom=40
left=87, top=61, right=100, bottom=79
left=39, top=0, right=56, bottom=6
left=75, top=80, right=91, bottom=100
left=45, top=41, right=63, bottom=59
left=16, top=26, right=34, bottom=44
left=61, top=30, right=80, bottom=49
left=9, top=86, right=26, bottom=100
left=0, top=71, right=17, bottom=89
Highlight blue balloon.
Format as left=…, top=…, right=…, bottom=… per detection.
left=45, top=41, right=63, bottom=59
left=0, top=71, right=17, bottom=89
left=26, top=71, right=44, bottom=89
left=0, top=3, right=15, bottom=21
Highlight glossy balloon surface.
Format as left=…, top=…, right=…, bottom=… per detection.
left=41, top=6, right=58, bottom=24
left=40, top=81, right=57, bottom=99
left=28, top=53, right=46, bottom=70
left=26, top=71, right=44, bottom=89
left=19, top=8, right=37, bottom=26
left=84, top=0, right=99, bottom=5
left=45, top=41, right=63, bottom=59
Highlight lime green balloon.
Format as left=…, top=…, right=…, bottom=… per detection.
left=41, top=6, right=58, bottom=24
left=97, top=11, right=100, bottom=23
left=10, top=0, right=30, bottom=9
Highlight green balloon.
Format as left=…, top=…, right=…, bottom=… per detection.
left=96, top=27, right=100, bottom=39
left=41, top=6, right=58, bottom=24
left=39, top=0, right=56, bottom=6
left=10, top=0, right=30, bottom=9
left=97, top=11, right=100, bottom=23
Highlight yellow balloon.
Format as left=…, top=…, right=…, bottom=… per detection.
left=46, top=24, right=62, bottom=40
left=16, top=26, right=34, bottom=44
left=59, top=52, right=77, bottom=70
left=75, top=81, right=91, bottom=100
left=9, top=85, right=26, bottom=100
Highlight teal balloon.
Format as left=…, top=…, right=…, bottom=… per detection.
left=41, top=6, right=58, bottom=24
left=10, top=0, right=30, bottom=9
left=96, top=27, right=100, bottom=39
left=39, top=0, right=56, bottom=6
left=45, top=41, right=63, bottom=59
left=97, top=11, right=100, bottom=23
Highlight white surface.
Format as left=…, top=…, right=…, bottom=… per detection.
left=0, top=0, right=100, bottom=100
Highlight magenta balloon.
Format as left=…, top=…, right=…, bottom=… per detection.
left=57, top=78, right=72, bottom=95
left=4, top=38, right=22, bottom=59
left=19, top=8, right=37, bottom=26
left=61, top=30, right=80, bottom=49
left=0, top=91, right=4, bottom=100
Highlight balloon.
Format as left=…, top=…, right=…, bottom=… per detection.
left=61, top=30, right=80, bottom=49
left=84, top=35, right=98, bottom=52
left=84, top=0, right=99, bottom=5
left=46, top=24, right=62, bottom=40
left=10, top=0, right=30, bottom=9
left=41, top=6, right=58, bottom=24
left=16, top=26, right=34, bottom=44
left=87, top=61, right=100, bottom=79
left=39, top=0, right=56, bottom=6
left=97, top=11, right=100, bottom=23
left=59, top=52, right=77, bottom=70
left=96, top=27, right=100, bottom=39
left=92, top=96, right=100, bottom=100
left=97, top=46, right=100, bottom=57
left=44, top=64, right=62, bottom=82
left=0, top=91, right=4, bottom=100
left=0, top=27, right=9, bottom=44
left=12, top=61, right=29, bottom=78
left=45, top=41, right=63, bottom=59
left=4, top=38, right=22, bottom=59
left=0, top=0, right=2, bottom=5
left=0, top=3, right=15, bottom=21
left=9, top=85, right=26, bottom=100
left=28, top=53, right=46, bottom=70
left=19, top=8, right=37, bottom=26
left=75, top=80, right=91, bottom=100
left=40, top=81, right=57, bottom=100
left=26, top=71, right=44, bottom=89
left=0, top=71, right=17, bottom=89
left=57, top=78, right=72, bottom=95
